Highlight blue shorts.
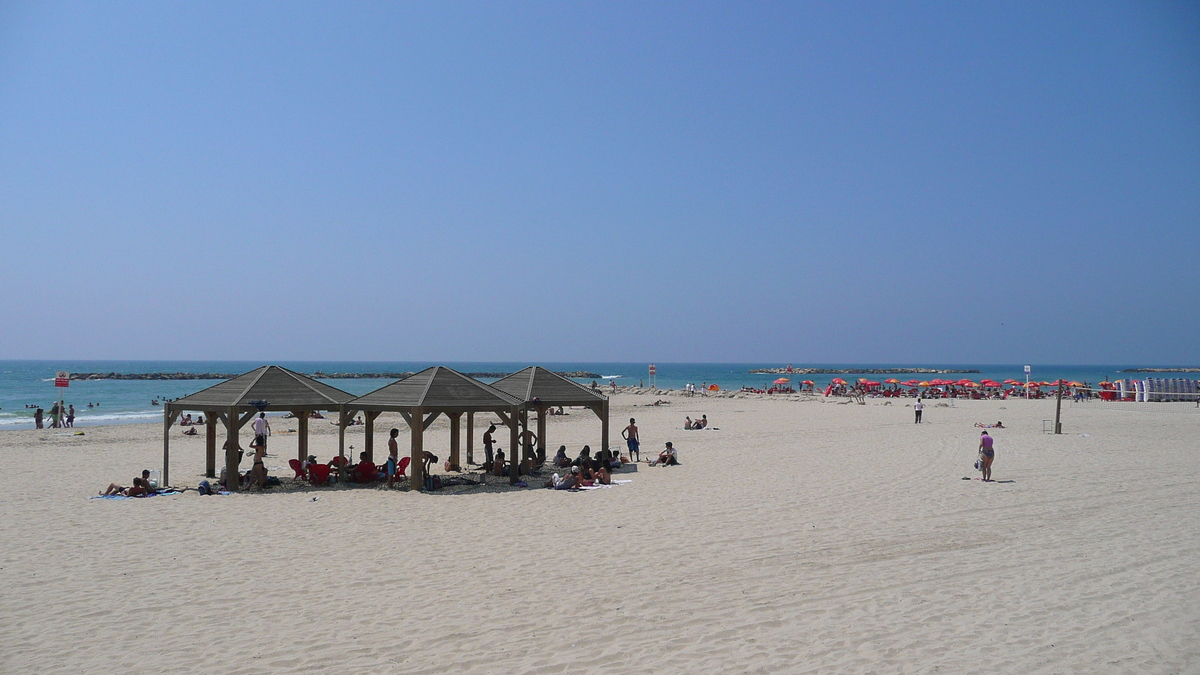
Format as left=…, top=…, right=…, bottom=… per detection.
left=387, top=457, right=397, bottom=475
left=626, top=439, right=639, bottom=451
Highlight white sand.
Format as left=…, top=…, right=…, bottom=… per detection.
left=1, top=394, right=1198, bottom=673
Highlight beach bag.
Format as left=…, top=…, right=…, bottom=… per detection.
left=973, top=460, right=980, bottom=471
left=198, top=480, right=212, bottom=495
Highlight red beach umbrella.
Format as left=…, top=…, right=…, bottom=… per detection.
left=773, top=377, right=790, bottom=384
left=802, top=380, right=814, bottom=385
left=903, top=380, right=920, bottom=386
left=831, top=378, right=847, bottom=385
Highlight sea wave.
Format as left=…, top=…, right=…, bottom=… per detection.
left=600, top=375, right=624, bottom=379
left=0, top=410, right=161, bottom=426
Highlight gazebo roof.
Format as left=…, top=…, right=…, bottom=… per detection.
left=490, top=366, right=608, bottom=407
left=347, top=366, right=522, bottom=412
left=166, top=365, right=355, bottom=412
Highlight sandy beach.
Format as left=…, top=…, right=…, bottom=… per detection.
left=1, top=392, right=1197, bottom=674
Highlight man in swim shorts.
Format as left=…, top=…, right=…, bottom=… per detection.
left=622, top=418, right=640, bottom=461
left=251, top=412, right=270, bottom=450
left=386, top=428, right=400, bottom=488
left=978, top=431, right=994, bottom=481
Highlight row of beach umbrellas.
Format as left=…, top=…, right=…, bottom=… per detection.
left=770, top=376, right=1085, bottom=388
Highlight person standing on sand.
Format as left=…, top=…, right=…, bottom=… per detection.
left=483, top=424, right=497, bottom=471
left=386, top=428, right=400, bottom=488
left=34, top=407, right=44, bottom=429
left=978, top=431, right=995, bottom=481
left=66, top=404, right=75, bottom=428
left=622, top=418, right=640, bottom=461
left=914, top=397, right=923, bottom=424
left=518, top=426, right=538, bottom=466
left=251, top=412, right=270, bottom=450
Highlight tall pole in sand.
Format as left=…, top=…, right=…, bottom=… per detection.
left=1054, top=381, right=1064, bottom=434
left=1024, top=365, right=1031, bottom=400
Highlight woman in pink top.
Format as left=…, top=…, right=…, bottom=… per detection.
left=978, top=431, right=995, bottom=482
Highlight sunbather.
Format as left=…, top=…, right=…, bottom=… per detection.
left=547, top=466, right=580, bottom=489
left=553, top=445, right=570, bottom=468
left=650, top=442, right=679, bottom=466
left=101, top=477, right=151, bottom=497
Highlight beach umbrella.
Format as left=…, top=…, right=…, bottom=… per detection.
left=1027, top=382, right=1040, bottom=388
left=831, top=377, right=847, bottom=385
left=864, top=381, right=881, bottom=387
left=884, top=378, right=900, bottom=384
left=773, top=378, right=790, bottom=384
left=1003, top=379, right=1020, bottom=385
left=957, top=379, right=975, bottom=386
left=802, top=380, right=814, bottom=385
left=981, top=379, right=1001, bottom=387
left=903, top=379, right=920, bottom=386
left=918, top=381, right=931, bottom=387
left=1068, top=381, right=1083, bottom=387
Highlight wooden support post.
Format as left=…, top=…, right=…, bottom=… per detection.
left=225, top=406, right=241, bottom=492
left=449, top=412, right=461, bottom=471
left=536, top=407, right=547, bottom=465
left=364, top=412, right=375, bottom=463
left=1054, top=382, right=1064, bottom=434
left=509, top=405, right=520, bottom=484
left=162, top=408, right=174, bottom=487
left=600, top=398, right=610, bottom=455
left=338, top=410, right=347, bottom=459
left=410, top=407, right=424, bottom=490
left=297, top=412, right=309, bottom=463
left=205, top=411, right=217, bottom=477
left=466, top=411, right=475, bottom=465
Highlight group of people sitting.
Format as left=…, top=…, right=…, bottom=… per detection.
left=683, top=415, right=708, bottom=430
left=179, top=414, right=205, bottom=426
left=101, top=469, right=158, bottom=497
left=546, top=445, right=619, bottom=489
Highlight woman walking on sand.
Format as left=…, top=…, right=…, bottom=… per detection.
left=978, top=431, right=994, bottom=481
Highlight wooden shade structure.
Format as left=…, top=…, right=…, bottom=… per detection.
left=489, top=366, right=610, bottom=465
left=343, top=367, right=525, bottom=489
left=162, top=366, right=355, bottom=491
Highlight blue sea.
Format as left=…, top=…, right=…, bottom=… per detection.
left=0, top=360, right=1166, bottom=430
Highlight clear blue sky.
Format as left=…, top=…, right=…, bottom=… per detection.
left=1, top=1, right=1197, bottom=364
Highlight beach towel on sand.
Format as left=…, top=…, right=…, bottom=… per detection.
left=577, top=479, right=633, bottom=491
left=90, top=490, right=181, bottom=500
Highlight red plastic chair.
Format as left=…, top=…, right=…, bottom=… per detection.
left=393, top=456, right=411, bottom=479
left=288, top=459, right=306, bottom=479
left=308, top=463, right=331, bottom=486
